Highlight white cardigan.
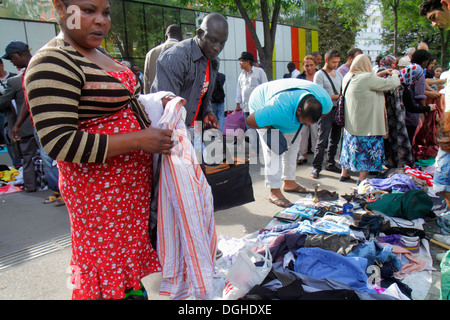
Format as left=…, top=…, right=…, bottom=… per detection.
left=342, top=72, right=400, bottom=136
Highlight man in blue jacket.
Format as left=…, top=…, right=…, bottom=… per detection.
left=246, top=78, right=332, bottom=207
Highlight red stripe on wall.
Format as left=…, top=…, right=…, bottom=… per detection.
left=246, top=20, right=258, bottom=60
left=291, top=27, right=300, bottom=70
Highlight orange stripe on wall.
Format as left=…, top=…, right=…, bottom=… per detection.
left=246, top=21, right=258, bottom=60
left=291, top=27, right=300, bottom=70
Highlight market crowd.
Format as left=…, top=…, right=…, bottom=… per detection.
left=0, top=0, right=449, bottom=301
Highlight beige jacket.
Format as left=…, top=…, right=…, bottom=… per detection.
left=343, top=72, right=400, bottom=136
left=143, top=38, right=179, bottom=94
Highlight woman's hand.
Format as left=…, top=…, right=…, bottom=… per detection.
left=107, top=126, right=174, bottom=158
left=138, top=127, right=174, bottom=155
left=377, top=69, right=392, bottom=77
left=161, top=94, right=177, bottom=108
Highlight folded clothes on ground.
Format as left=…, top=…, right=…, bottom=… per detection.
left=376, top=234, right=421, bottom=253
left=368, top=174, right=421, bottom=192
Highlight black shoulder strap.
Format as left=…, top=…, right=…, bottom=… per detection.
left=320, top=69, right=339, bottom=95
left=342, top=74, right=356, bottom=97
left=290, top=123, right=304, bottom=146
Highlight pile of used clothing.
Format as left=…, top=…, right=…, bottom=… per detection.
left=0, top=164, right=22, bottom=194
left=212, top=168, right=449, bottom=300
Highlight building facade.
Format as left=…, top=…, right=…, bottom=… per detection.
left=354, top=0, right=387, bottom=64
left=0, top=0, right=319, bottom=111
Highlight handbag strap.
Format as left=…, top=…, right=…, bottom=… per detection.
left=290, top=123, right=304, bottom=146
left=320, top=69, right=339, bottom=95
left=267, top=123, right=303, bottom=149
left=342, top=74, right=355, bottom=97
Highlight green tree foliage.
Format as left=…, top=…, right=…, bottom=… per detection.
left=107, top=0, right=198, bottom=67
left=313, top=0, right=369, bottom=64
left=180, top=0, right=317, bottom=80
left=380, top=0, right=449, bottom=67
left=379, top=0, right=401, bottom=57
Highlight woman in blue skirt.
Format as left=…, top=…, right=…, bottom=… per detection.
left=339, top=54, right=400, bottom=185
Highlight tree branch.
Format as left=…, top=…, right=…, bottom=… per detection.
left=269, top=0, right=282, bottom=52
left=234, top=0, right=264, bottom=54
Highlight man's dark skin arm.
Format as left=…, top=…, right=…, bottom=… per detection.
left=245, top=113, right=260, bottom=129
left=11, top=102, right=29, bottom=141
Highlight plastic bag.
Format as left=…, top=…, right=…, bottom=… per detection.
left=222, top=243, right=272, bottom=300
left=222, top=110, right=246, bottom=139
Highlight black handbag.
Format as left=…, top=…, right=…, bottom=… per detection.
left=263, top=125, right=303, bottom=155
left=319, top=69, right=344, bottom=126
left=334, top=75, right=354, bottom=126
left=205, top=161, right=255, bottom=211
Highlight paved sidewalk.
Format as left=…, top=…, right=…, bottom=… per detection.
left=0, top=151, right=444, bottom=300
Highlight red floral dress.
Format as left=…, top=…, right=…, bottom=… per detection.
left=60, top=67, right=161, bottom=300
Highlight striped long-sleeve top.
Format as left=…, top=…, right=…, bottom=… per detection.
left=24, top=36, right=149, bottom=164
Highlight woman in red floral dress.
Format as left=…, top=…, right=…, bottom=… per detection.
left=25, top=0, right=175, bottom=299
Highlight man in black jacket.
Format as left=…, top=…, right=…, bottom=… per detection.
left=0, top=58, right=19, bottom=165
left=151, top=13, right=228, bottom=129
left=0, top=41, right=37, bottom=192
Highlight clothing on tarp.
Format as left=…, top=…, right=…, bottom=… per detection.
left=368, top=174, right=422, bottom=192
left=294, top=247, right=377, bottom=294
left=211, top=162, right=441, bottom=301
left=0, top=167, right=19, bottom=182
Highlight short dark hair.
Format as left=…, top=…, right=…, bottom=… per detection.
left=298, top=94, right=322, bottom=123
left=348, top=48, right=363, bottom=58
left=287, top=61, right=296, bottom=71
left=166, top=24, right=182, bottom=41
left=411, top=49, right=432, bottom=65
left=325, top=49, right=340, bottom=60
left=420, top=0, right=444, bottom=16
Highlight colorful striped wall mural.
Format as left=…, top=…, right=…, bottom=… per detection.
left=215, top=17, right=318, bottom=111
left=240, top=22, right=317, bottom=81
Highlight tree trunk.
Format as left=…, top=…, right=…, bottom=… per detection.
left=393, top=3, right=398, bottom=57
left=234, top=0, right=282, bottom=80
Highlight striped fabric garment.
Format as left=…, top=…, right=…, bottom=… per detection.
left=156, top=97, right=217, bottom=300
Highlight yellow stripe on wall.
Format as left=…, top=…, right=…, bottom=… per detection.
left=311, top=30, right=319, bottom=52
left=272, top=45, right=277, bottom=80
left=298, top=28, right=306, bottom=71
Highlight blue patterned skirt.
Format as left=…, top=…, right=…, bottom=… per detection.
left=340, top=130, right=385, bottom=172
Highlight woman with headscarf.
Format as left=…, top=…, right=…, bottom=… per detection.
left=339, top=54, right=400, bottom=185
left=378, top=55, right=396, bottom=72
left=384, top=64, right=436, bottom=168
